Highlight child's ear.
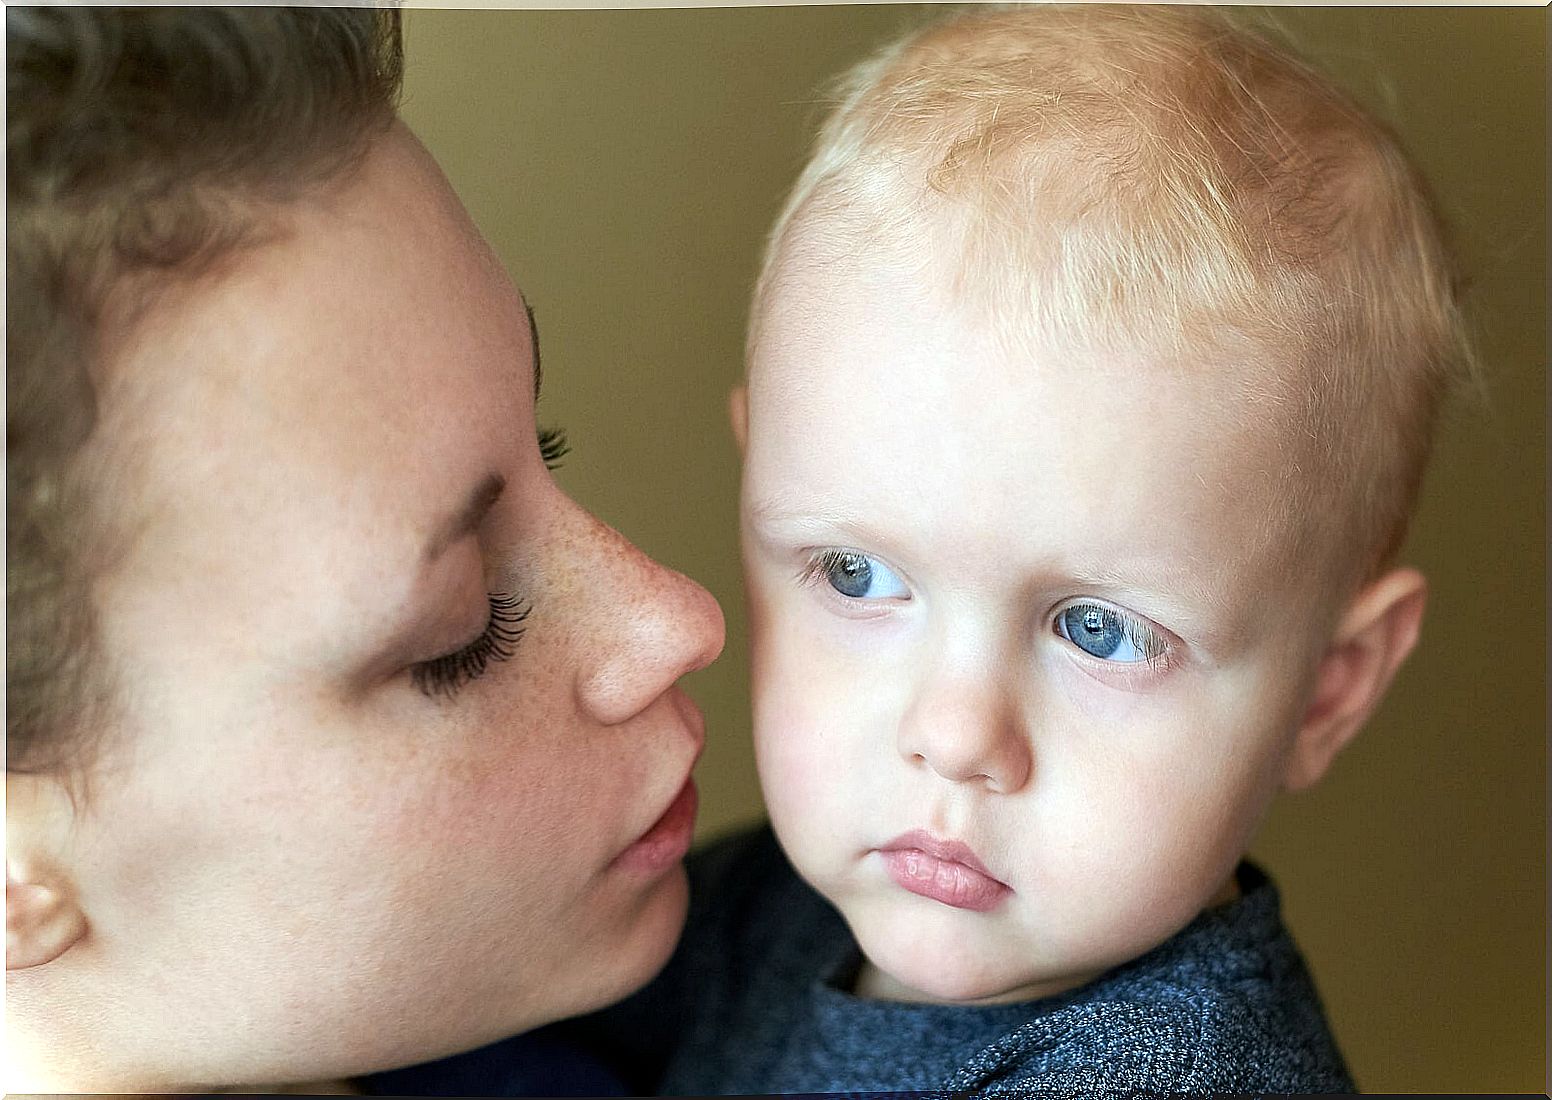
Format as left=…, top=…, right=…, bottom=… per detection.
left=6, top=775, right=88, bottom=970
left=728, top=384, right=748, bottom=456
left=1282, top=567, right=1428, bottom=792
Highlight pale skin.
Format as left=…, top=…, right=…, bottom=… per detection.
left=5, top=124, right=725, bottom=1093
left=731, top=225, right=1426, bottom=1006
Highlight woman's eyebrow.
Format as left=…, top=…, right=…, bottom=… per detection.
left=424, top=472, right=506, bottom=563
left=526, top=300, right=542, bottom=401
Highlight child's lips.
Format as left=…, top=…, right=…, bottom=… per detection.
left=876, top=829, right=1011, bottom=912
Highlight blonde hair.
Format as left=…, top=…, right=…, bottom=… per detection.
left=752, top=4, right=1473, bottom=591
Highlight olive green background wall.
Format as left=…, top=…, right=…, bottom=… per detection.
left=399, top=7, right=1545, bottom=1092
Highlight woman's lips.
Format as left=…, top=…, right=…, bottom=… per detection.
left=611, top=689, right=705, bottom=875
left=613, top=776, right=697, bottom=875
left=877, top=830, right=1011, bottom=912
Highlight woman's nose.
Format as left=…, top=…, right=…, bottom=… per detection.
left=570, top=512, right=725, bottom=727
left=896, top=672, right=1032, bottom=795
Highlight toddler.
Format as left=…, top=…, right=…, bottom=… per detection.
left=538, top=5, right=1467, bottom=1094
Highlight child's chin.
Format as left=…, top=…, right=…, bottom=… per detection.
left=856, top=927, right=1031, bottom=1005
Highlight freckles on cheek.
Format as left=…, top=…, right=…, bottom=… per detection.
left=363, top=727, right=559, bottom=867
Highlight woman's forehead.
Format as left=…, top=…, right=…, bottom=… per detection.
left=84, top=133, right=537, bottom=622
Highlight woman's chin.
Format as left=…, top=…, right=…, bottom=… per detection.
left=572, top=863, right=691, bottom=1015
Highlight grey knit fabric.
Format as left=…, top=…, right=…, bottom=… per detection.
left=565, top=824, right=1356, bottom=1096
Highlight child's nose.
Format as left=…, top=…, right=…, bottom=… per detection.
left=896, top=673, right=1032, bottom=795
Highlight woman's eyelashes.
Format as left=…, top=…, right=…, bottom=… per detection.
left=1054, top=601, right=1170, bottom=668
left=412, top=591, right=530, bottom=698
left=538, top=425, right=570, bottom=470
left=411, top=430, right=554, bottom=699
left=801, top=549, right=910, bottom=601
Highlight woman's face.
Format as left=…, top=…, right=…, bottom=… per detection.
left=12, top=126, right=724, bottom=1091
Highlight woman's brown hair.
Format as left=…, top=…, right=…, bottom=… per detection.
left=7, top=7, right=404, bottom=773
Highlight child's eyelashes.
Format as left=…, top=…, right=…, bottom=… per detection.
left=1053, top=601, right=1171, bottom=669
left=797, top=549, right=1175, bottom=672
left=412, top=591, right=530, bottom=699
left=800, top=549, right=911, bottom=601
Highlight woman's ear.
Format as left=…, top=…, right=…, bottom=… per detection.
left=728, top=385, right=748, bottom=456
left=1282, top=567, right=1428, bottom=792
left=6, top=777, right=88, bottom=970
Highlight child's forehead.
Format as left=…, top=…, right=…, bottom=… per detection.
left=745, top=0, right=1462, bottom=607
left=754, top=211, right=1304, bottom=414
left=746, top=234, right=1323, bottom=623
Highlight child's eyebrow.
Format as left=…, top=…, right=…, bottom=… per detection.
left=744, top=501, right=909, bottom=560
left=746, top=498, right=872, bottom=535
left=1059, top=557, right=1241, bottom=643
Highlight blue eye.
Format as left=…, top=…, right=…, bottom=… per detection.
left=1055, top=603, right=1166, bottom=664
left=813, top=550, right=910, bottom=600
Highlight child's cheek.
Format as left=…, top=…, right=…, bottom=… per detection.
left=753, top=681, right=830, bottom=812
left=752, top=642, right=857, bottom=842
left=751, top=585, right=903, bottom=851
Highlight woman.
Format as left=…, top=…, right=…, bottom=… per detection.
left=5, top=8, right=723, bottom=1092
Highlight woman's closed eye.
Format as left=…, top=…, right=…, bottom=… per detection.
left=1054, top=601, right=1170, bottom=667
left=413, top=591, right=530, bottom=698
left=801, top=549, right=910, bottom=601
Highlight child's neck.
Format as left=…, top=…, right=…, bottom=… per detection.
left=852, top=958, right=1103, bottom=1006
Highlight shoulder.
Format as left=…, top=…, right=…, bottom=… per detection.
left=680, top=821, right=841, bottom=974
left=358, top=1029, right=631, bottom=1096
left=960, top=863, right=1354, bottom=1094
left=1125, top=862, right=1354, bottom=1092
left=521, top=823, right=826, bottom=1093
left=684, top=819, right=792, bottom=904
left=966, top=997, right=1350, bottom=1096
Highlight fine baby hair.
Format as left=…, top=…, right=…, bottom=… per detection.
left=752, top=3, right=1472, bottom=594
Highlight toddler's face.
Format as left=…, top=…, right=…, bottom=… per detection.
left=740, top=242, right=1333, bottom=1004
